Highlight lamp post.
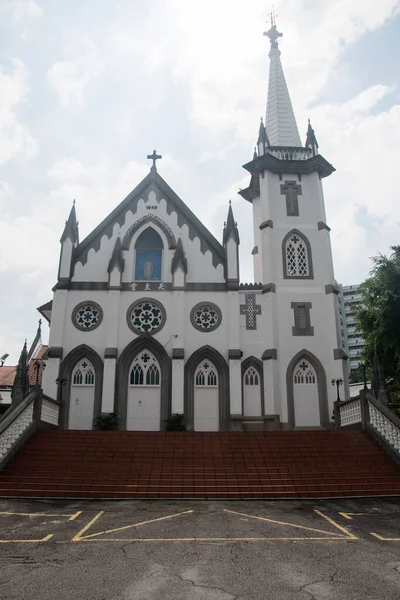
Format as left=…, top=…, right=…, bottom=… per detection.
left=360, top=362, right=367, bottom=389
left=0, top=353, right=9, bottom=367
left=55, top=377, right=67, bottom=401
left=34, top=360, right=46, bottom=387
left=331, top=378, right=343, bottom=402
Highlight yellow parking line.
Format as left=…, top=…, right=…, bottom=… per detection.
left=72, top=511, right=104, bottom=542
left=81, top=510, right=195, bottom=540
left=370, top=533, right=400, bottom=541
left=223, top=509, right=345, bottom=537
left=314, top=510, right=358, bottom=539
left=338, top=512, right=370, bottom=520
left=76, top=536, right=352, bottom=543
left=0, top=511, right=80, bottom=518
left=0, top=534, right=54, bottom=544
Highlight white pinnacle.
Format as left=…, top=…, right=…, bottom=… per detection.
left=265, top=38, right=302, bottom=147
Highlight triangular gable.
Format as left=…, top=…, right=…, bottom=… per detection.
left=73, top=170, right=225, bottom=269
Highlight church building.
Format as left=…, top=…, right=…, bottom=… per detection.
left=40, top=23, right=348, bottom=431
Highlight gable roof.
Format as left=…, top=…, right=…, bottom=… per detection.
left=72, top=169, right=225, bottom=270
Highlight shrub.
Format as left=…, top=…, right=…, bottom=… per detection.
left=165, top=413, right=185, bottom=431
left=94, top=412, right=118, bottom=430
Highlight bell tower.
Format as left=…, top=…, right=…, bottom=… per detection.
left=239, top=20, right=348, bottom=427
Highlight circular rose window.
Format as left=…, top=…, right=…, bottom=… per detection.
left=127, top=298, right=166, bottom=335
left=72, top=301, right=103, bottom=331
left=190, top=302, right=222, bottom=332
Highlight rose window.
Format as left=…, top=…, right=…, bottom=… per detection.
left=127, top=299, right=166, bottom=335
left=191, top=303, right=222, bottom=332
left=72, top=302, right=103, bottom=331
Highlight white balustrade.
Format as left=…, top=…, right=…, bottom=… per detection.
left=267, top=148, right=313, bottom=161
left=339, top=399, right=361, bottom=426
left=368, top=402, right=400, bottom=453
left=41, top=398, right=60, bottom=426
left=0, top=402, right=34, bottom=460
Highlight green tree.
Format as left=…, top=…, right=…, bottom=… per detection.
left=355, top=246, right=400, bottom=413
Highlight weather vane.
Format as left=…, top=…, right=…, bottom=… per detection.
left=264, top=5, right=282, bottom=49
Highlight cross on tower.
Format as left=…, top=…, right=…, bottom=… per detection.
left=147, top=150, right=162, bottom=169
left=240, top=294, right=262, bottom=330
left=280, top=180, right=302, bottom=216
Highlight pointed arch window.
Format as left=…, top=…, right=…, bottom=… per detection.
left=72, top=359, right=95, bottom=386
left=283, top=231, right=313, bottom=279
left=195, top=360, right=218, bottom=387
left=134, top=227, right=163, bottom=281
left=129, top=351, right=160, bottom=387
left=293, top=359, right=317, bottom=385
left=244, top=366, right=259, bottom=386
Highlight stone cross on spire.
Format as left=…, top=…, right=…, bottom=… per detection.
left=264, top=23, right=283, bottom=49
left=147, top=150, right=162, bottom=170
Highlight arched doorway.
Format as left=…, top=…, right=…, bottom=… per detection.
left=69, top=358, right=96, bottom=430
left=286, top=349, right=329, bottom=428
left=184, top=346, right=229, bottom=431
left=115, top=336, right=171, bottom=429
left=127, top=350, right=161, bottom=430
left=194, top=360, right=219, bottom=431
left=58, top=344, right=103, bottom=429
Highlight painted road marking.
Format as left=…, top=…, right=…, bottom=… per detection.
left=0, top=510, right=82, bottom=521
left=338, top=512, right=370, bottom=520
left=370, top=533, right=400, bottom=541
left=73, top=510, right=194, bottom=541
left=314, top=510, right=358, bottom=539
left=0, top=534, right=53, bottom=544
left=224, top=508, right=349, bottom=538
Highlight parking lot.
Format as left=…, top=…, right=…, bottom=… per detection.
left=0, top=497, right=399, bottom=599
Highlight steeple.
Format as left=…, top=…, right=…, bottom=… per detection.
left=223, top=201, right=240, bottom=246
left=264, top=21, right=302, bottom=147
left=305, top=119, right=319, bottom=156
left=60, top=200, right=79, bottom=245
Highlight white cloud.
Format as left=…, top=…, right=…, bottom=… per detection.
left=0, top=0, right=43, bottom=20
left=48, top=39, right=103, bottom=108
left=0, top=59, right=37, bottom=163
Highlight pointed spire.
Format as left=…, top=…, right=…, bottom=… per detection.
left=263, top=24, right=302, bottom=147
left=60, top=200, right=79, bottom=245
left=223, top=200, right=240, bottom=246
left=27, top=319, right=42, bottom=361
left=305, top=119, right=319, bottom=156
left=171, top=238, right=187, bottom=274
left=12, top=340, right=29, bottom=404
left=257, top=117, right=269, bottom=155
left=107, top=238, right=125, bottom=274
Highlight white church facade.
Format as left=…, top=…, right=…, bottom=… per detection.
left=40, top=23, right=348, bottom=431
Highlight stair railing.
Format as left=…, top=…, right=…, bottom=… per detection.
left=335, top=389, right=400, bottom=464
left=0, top=387, right=61, bottom=470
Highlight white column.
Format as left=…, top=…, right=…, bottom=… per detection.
left=101, top=290, right=120, bottom=412
left=171, top=358, right=184, bottom=413
left=229, top=359, right=242, bottom=415
left=102, top=358, right=116, bottom=413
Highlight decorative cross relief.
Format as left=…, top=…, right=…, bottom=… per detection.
left=280, top=181, right=302, bottom=216
left=240, top=294, right=262, bottom=330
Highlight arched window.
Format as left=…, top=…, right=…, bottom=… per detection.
left=283, top=231, right=313, bottom=278
left=293, top=359, right=316, bottom=385
left=72, top=359, right=95, bottom=386
left=244, top=366, right=259, bottom=386
left=134, top=227, right=163, bottom=281
left=195, top=360, right=218, bottom=387
left=129, top=351, right=160, bottom=387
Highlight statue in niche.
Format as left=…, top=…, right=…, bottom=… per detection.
left=143, top=256, right=154, bottom=280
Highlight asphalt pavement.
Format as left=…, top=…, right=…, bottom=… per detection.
left=0, top=497, right=399, bottom=599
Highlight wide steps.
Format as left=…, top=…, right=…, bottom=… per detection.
left=1, top=430, right=399, bottom=499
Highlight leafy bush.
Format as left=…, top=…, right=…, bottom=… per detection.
left=94, top=412, right=118, bottom=430
left=165, top=413, right=185, bottom=431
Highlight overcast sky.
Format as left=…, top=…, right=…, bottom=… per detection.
left=1, top=0, right=400, bottom=363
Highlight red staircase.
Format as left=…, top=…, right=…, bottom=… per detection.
left=0, top=430, right=399, bottom=499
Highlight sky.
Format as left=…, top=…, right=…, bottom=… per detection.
left=0, top=0, right=400, bottom=363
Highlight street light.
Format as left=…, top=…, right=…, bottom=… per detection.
left=359, top=362, right=367, bottom=389
left=331, top=378, right=343, bottom=402
left=0, top=353, right=9, bottom=367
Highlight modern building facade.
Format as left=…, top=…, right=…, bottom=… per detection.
left=341, top=284, right=365, bottom=372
